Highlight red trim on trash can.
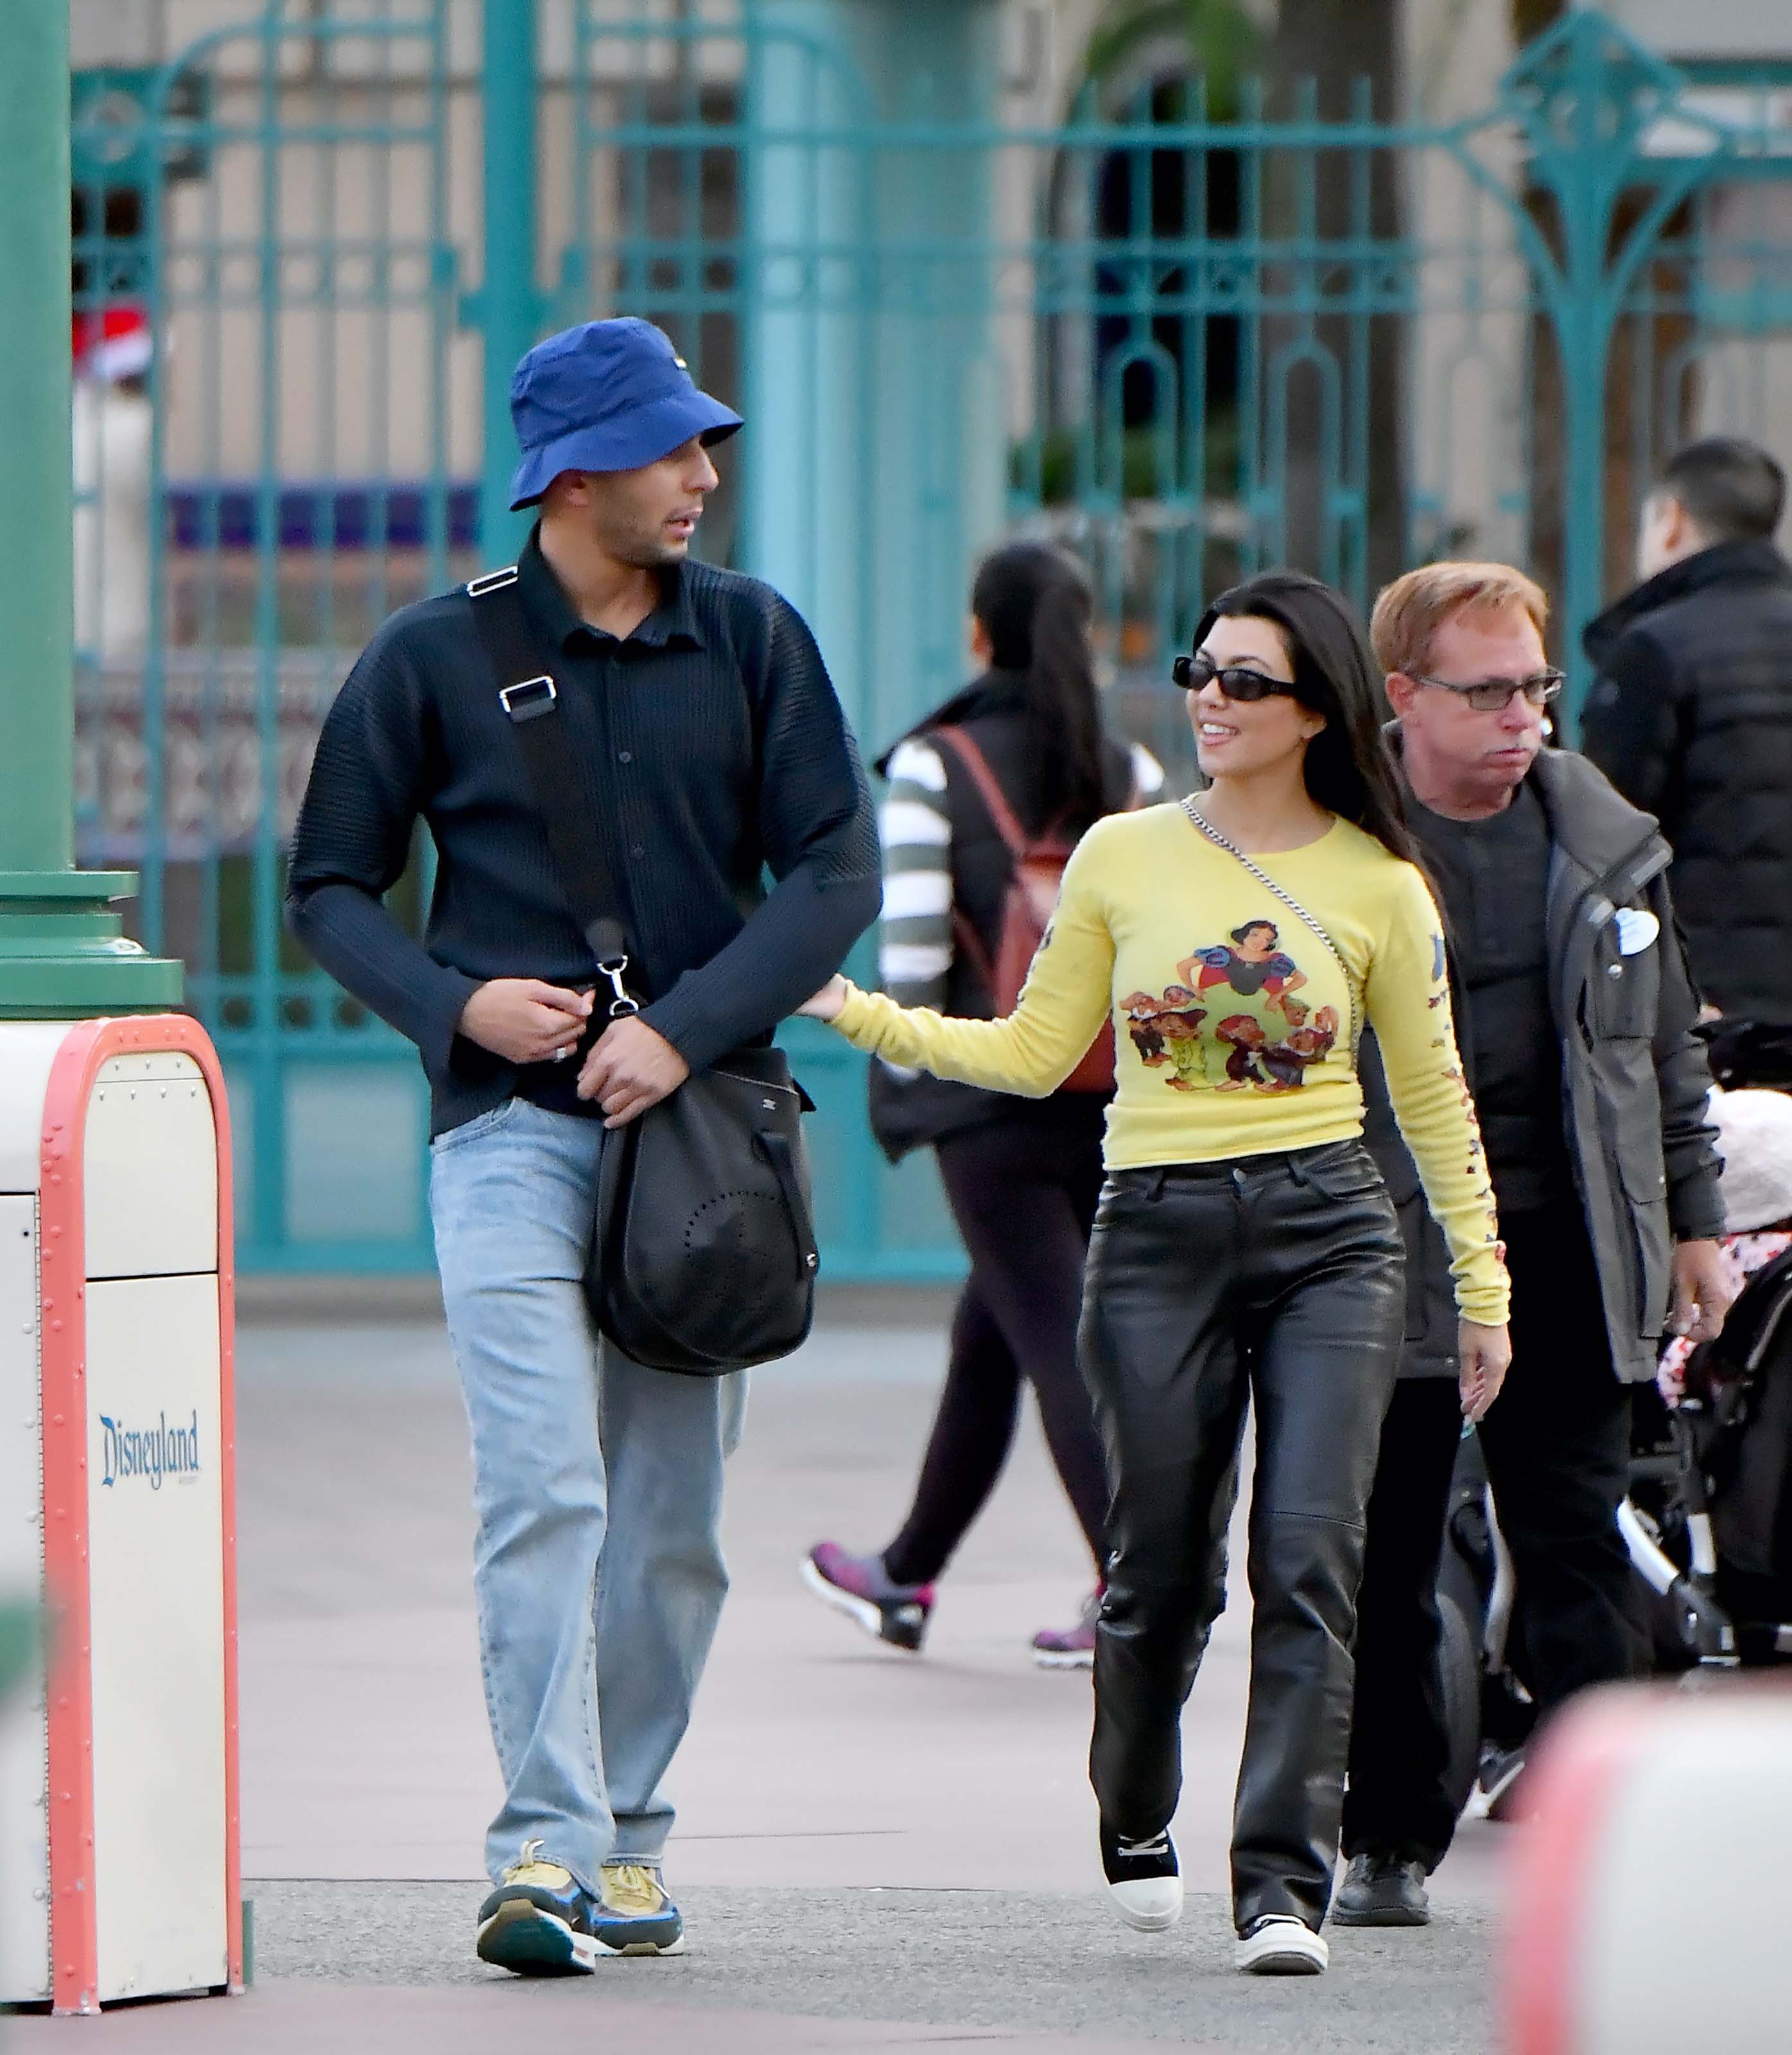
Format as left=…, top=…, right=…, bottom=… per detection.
left=39, top=1015, right=241, bottom=2013
left=1502, top=1690, right=1660, bottom=2055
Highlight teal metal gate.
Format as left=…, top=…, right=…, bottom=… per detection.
left=69, top=2, right=1792, bottom=1273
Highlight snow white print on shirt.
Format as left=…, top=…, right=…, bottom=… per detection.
left=1183, top=919, right=1306, bottom=1011
left=1120, top=918, right=1341, bottom=1095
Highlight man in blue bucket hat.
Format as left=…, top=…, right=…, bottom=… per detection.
left=506, top=315, right=742, bottom=507
left=288, top=319, right=880, bottom=1973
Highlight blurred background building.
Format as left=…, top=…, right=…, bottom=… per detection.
left=61, top=0, right=1792, bottom=1276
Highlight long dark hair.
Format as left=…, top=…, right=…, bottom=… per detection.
left=971, top=541, right=1113, bottom=830
left=1193, top=570, right=1420, bottom=868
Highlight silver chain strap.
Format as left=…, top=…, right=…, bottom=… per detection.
left=1179, top=798, right=1362, bottom=1058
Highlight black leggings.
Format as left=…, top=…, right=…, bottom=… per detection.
left=1081, top=1142, right=1404, bottom=1932
left=881, top=1101, right=1109, bottom=1587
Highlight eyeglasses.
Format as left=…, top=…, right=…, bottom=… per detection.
left=1172, top=654, right=1300, bottom=703
left=1409, top=669, right=1565, bottom=713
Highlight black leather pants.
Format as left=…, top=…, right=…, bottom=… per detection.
left=1079, top=1140, right=1405, bottom=1933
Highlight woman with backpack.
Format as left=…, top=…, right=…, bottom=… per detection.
left=797, top=570, right=1511, bottom=1974
left=802, top=541, right=1161, bottom=1668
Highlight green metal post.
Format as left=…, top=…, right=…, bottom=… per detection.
left=1536, top=20, right=1624, bottom=731
left=1553, top=300, right=1614, bottom=739
left=477, top=0, right=544, bottom=565
left=0, top=1, right=179, bottom=1017
left=742, top=0, right=1005, bottom=746
left=2, top=0, right=74, bottom=885
left=1494, top=13, right=1717, bottom=730
left=744, top=0, right=1002, bottom=1281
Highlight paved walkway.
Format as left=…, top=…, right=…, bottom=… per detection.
left=8, top=1984, right=1225, bottom=2054
left=4, top=1289, right=1507, bottom=2051
left=7, top=1885, right=1491, bottom=2053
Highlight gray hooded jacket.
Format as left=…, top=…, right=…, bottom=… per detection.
left=1362, top=747, right=1725, bottom=1383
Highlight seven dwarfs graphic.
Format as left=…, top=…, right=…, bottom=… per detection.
left=1120, top=919, right=1339, bottom=1094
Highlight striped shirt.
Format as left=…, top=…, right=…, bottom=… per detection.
left=878, top=737, right=1165, bottom=1010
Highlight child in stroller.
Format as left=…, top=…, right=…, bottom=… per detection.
left=1435, top=1072, right=1792, bottom=1821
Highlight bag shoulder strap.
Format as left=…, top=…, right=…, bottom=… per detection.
left=1179, top=798, right=1362, bottom=1057
left=932, top=725, right=1045, bottom=1002
left=466, top=564, right=643, bottom=1015
left=931, top=724, right=1045, bottom=860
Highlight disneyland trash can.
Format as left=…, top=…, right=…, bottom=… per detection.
left=0, top=1016, right=242, bottom=2014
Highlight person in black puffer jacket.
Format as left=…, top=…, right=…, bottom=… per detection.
left=1581, top=436, right=1792, bottom=1031
left=801, top=541, right=1161, bottom=1668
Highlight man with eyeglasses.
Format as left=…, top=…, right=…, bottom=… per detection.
left=1330, top=561, right=1730, bottom=1928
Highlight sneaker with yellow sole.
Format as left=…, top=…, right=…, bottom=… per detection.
left=593, top=1860, right=686, bottom=1956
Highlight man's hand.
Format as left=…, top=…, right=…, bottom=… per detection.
left=577, top=1015, right=691, bottom=1128
left=1459, top=1319, right=1511, bottom=1424
left=795, top=975, right=849, bottom=1022
left=1668, top=1239, right=1735, bottom=1347
left=458, top=979, right=592, bottom=1064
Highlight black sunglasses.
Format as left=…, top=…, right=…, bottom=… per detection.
left=1409, top=669, right=1566, bottom=713
left=1171, top=653, right=1300, bottom=703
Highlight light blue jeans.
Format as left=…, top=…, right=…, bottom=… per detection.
left=429, top=1096, right=747, bottom=1893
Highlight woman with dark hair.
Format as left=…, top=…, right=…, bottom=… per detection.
left=803, top=540, right=1162, bottom=1666
left=797, top=569, right=1510, bottom=1973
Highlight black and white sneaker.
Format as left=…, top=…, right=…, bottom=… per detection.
left=1466, top=1741, right=1529, bottom=1821
left=1235, top=1914, right=1328, bottom=1975
left=1100, top=1823, right=1182, bottom=1931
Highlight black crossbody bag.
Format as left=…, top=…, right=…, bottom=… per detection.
left=468, top=566, right=819, bottom=1375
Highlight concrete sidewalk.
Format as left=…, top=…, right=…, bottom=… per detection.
left=248, top=1880, right=1490, bottom=2051
left=5, top=1292, right=1506, bottom=2050
left=6, top=1984, right=1236, bottom=2054
left=5, top=1885, right=1492, bottom=2054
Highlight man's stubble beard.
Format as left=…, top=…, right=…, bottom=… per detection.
left=609, top=519, right=690, bottom=570
left=589, top=492, right=693, bottom=570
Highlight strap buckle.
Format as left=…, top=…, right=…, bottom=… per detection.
left=466, top=564, right=519, bottom=597
left=498, top=676, right=557, bottom=721
left=596, top=955, right=641, bottom=1020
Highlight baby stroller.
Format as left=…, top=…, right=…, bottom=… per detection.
left=1436, top=1069, right=1792, bottom=1821
left=1627, top=1243, right=1792, bottom=1668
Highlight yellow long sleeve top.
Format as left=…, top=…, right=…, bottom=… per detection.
left=830, top=803, right=1508, bottom=1326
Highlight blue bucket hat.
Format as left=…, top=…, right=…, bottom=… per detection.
left=507, top=317, right=743, bottom=510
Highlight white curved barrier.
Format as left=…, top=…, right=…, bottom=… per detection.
left=1504, top=1684, right=1792, bottom=2053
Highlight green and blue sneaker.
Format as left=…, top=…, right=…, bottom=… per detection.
left=476, top=1842, right=604, bottom=1975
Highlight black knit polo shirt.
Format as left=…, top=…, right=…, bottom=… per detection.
left=286, top=531, right=880, bottom=1136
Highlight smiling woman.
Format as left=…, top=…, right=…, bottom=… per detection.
left=1183, top=612, right=1325, bottom=789
left=799, top=568, right=1509, bottom=1975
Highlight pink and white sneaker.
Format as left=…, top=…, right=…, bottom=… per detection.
left=801, top=1543, right=934, bottom=1652
left=1031, top=1587, right=1102, bottom=1670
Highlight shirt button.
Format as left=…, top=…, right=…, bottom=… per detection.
left=618, top=750, right=632, bottom=764
left=631, top=845, right=645, bottom=859
left=1608, top=962, right=1624, bottom=979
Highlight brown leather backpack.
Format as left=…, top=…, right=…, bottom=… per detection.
left=932, top=724, right=1116, bottom=1094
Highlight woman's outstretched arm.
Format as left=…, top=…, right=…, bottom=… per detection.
left=800, top=826, right=1117, bottom=1097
